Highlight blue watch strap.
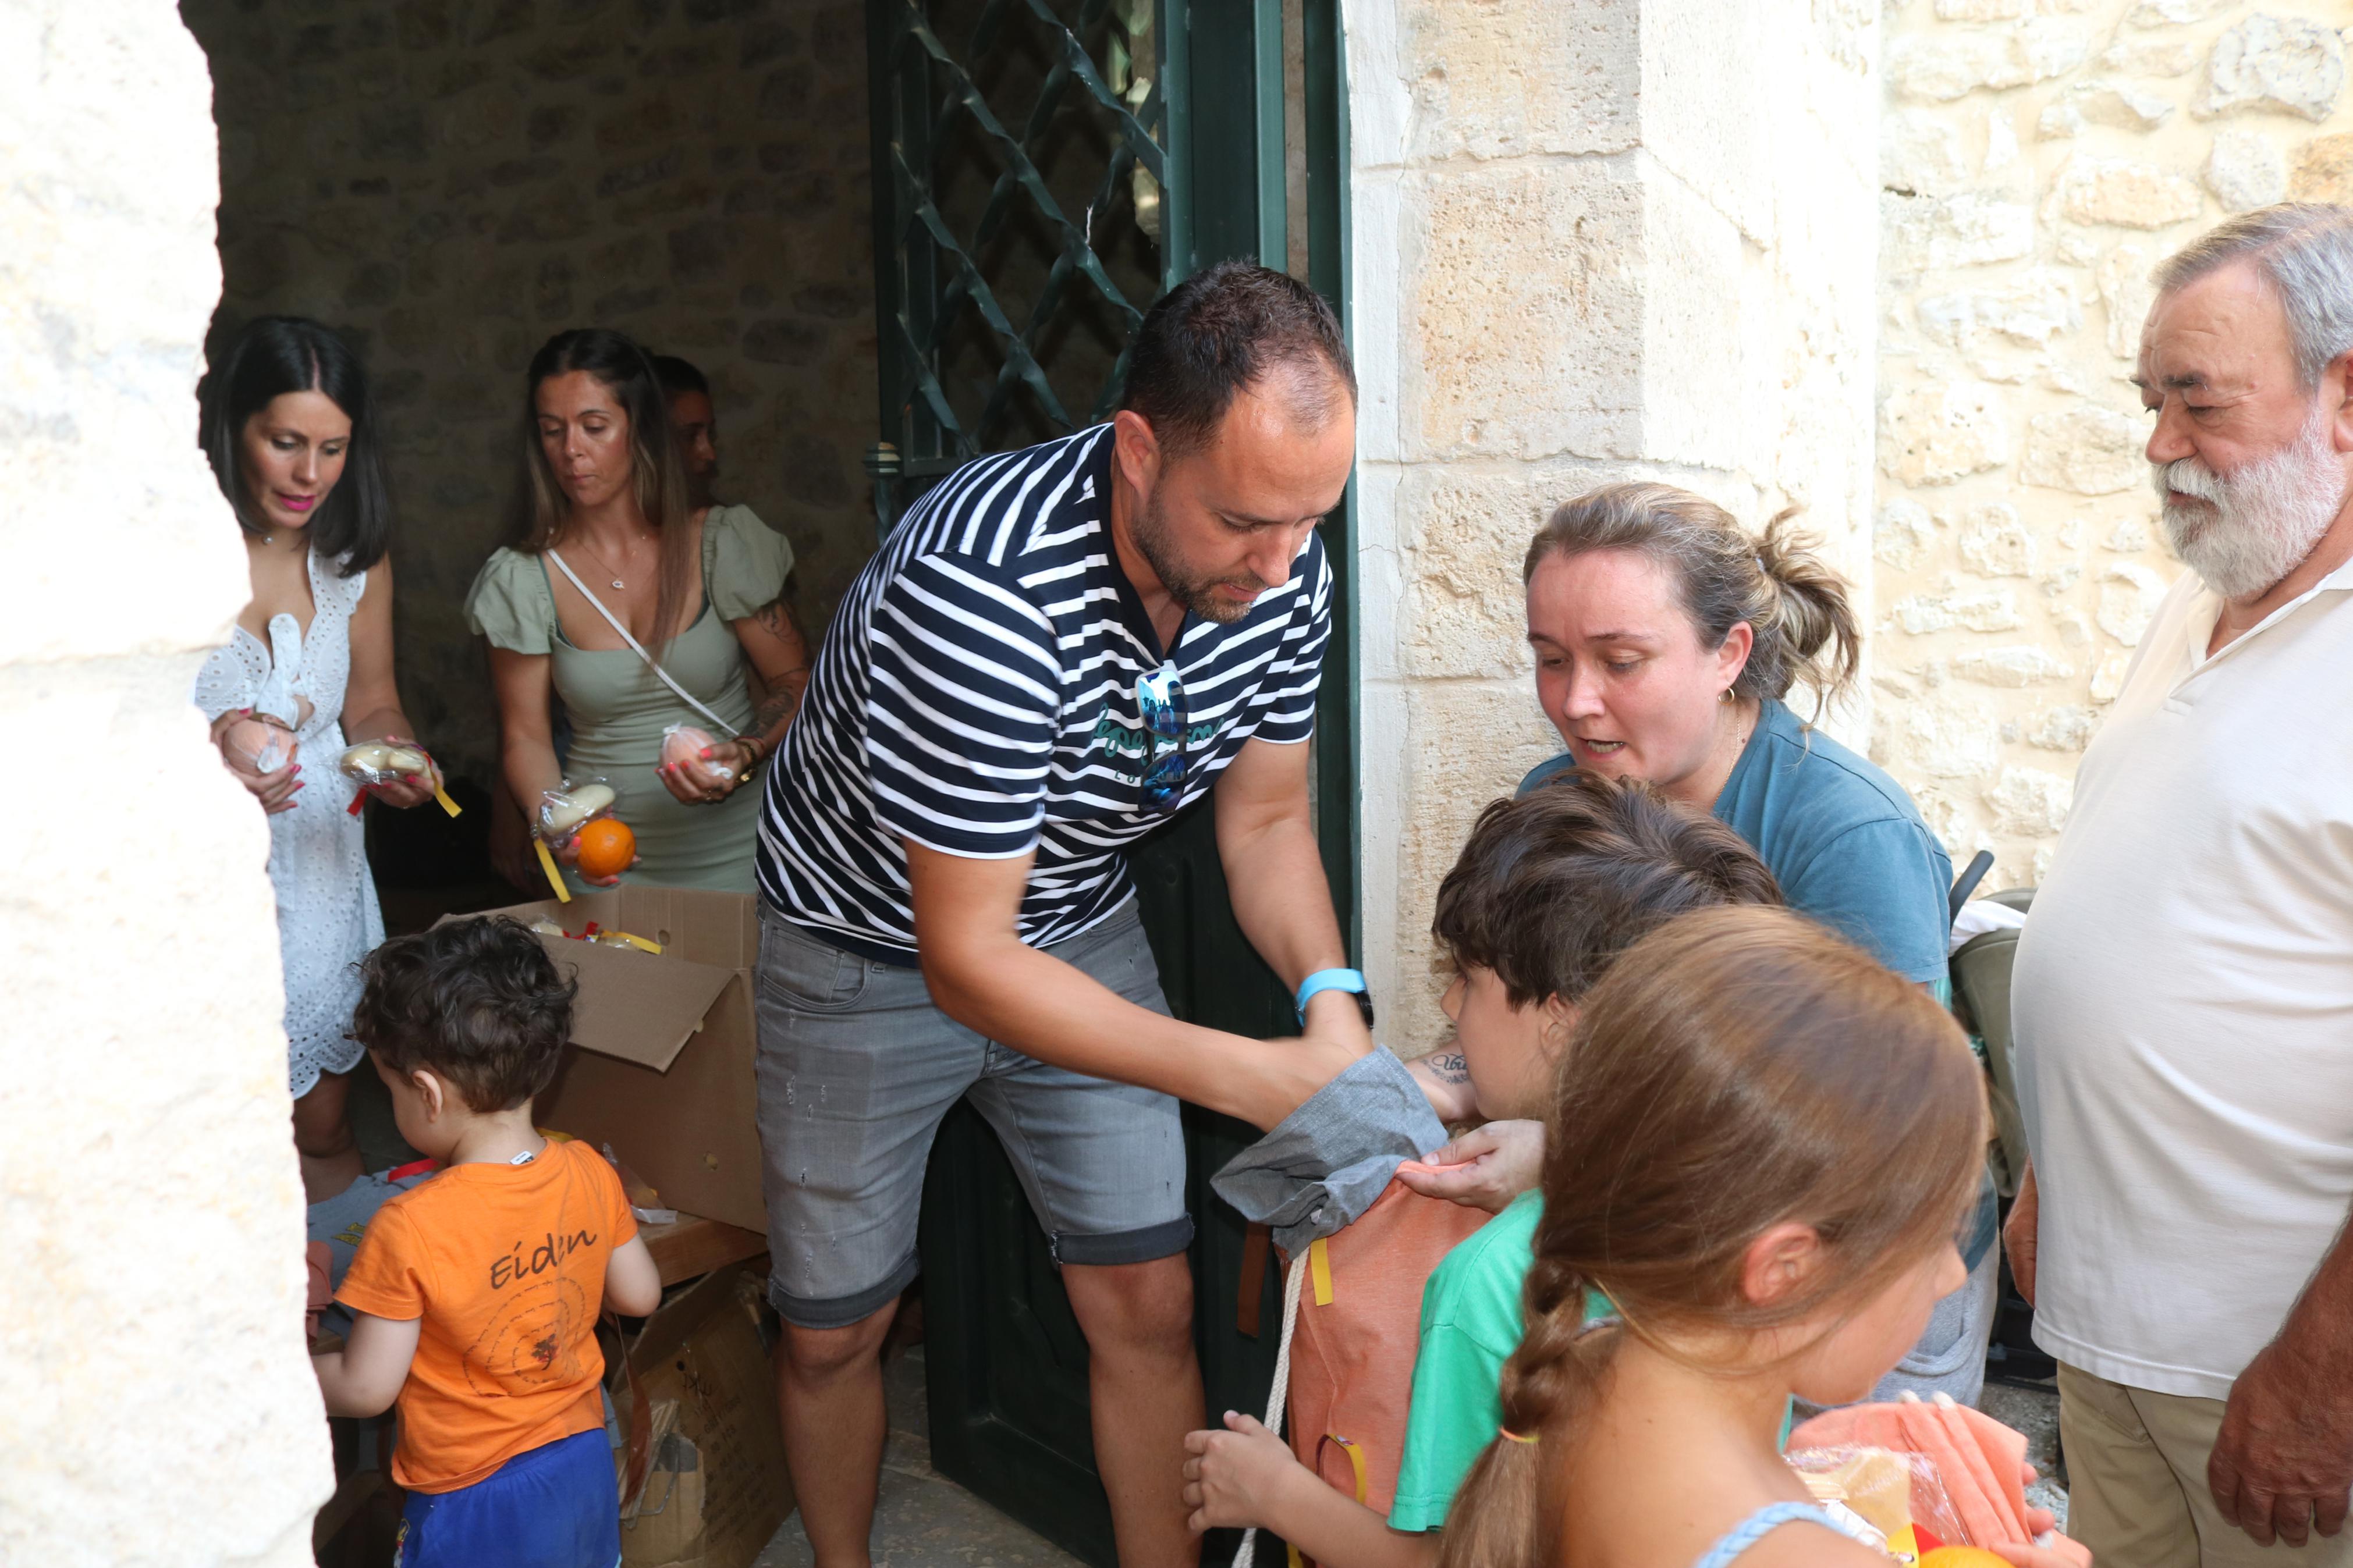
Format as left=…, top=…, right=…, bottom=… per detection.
left=1295, top=968, right=1368, bottom=1023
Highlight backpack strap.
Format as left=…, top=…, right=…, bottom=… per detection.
left=1237, top=1221, right=1272, bottom=1338
left=1232, top=1256, right=1309, bottom=1568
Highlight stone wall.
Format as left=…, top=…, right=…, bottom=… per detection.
left=1873, top=0, right=2353, bottom=884
left=1, top=5, right=327, bottom=1562
left=1348, top=0, right=1886, bottom=1047
left=182, top=0, right=879, bottom=791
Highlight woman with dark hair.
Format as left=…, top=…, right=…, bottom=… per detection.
left=467, top=328, right=809, bottom=893
left=191, top=314, right=445, bottom=1201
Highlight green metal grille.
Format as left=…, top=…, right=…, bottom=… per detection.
left=869, top=0, right=1173, bottom=474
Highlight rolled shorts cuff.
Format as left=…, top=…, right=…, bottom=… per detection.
left=769, top=1250, right=924, bottom=1331
left=1050, top=1214, right=1194, bottom=1268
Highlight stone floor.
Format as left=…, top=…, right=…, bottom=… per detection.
left=1981, top=1375, right=2069, bottom=1528
left=755, top=1347, right=1084, bottom=1568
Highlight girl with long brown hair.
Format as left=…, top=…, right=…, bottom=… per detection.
left=1437, top=907, right=2080, bottom=1568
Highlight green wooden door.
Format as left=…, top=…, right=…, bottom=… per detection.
left=864, top=2, right=1353, bottom=1561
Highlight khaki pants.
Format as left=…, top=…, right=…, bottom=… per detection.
left=2060, top=1361, right=2353, bottom=1568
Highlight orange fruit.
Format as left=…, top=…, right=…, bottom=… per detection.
left=1921, top=1549, right=2015, bottom=1568
left=574, top=817, right=636, bottom=879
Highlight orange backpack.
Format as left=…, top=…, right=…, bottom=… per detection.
left=1276, top=1169, right=1489, bottom=1516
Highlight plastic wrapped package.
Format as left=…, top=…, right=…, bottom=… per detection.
left=223, top=712, right=297, bottom=775
left=536, top=778, right=617, bottom=842
left=1786, top=1445, right=1970, bottom=1558
left=339, top=739, right=460, bottom=816
left=661, top=723, right=736, bottom=787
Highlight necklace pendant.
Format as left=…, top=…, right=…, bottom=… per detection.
left=611, top=579, right=624, bottom=590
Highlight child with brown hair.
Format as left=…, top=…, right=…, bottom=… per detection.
left=1183, top=771, right=1782, bottom=1566
left=1436, top=905, right=2081, bottom=1568
left=311, top=915, right=662, bottom=1568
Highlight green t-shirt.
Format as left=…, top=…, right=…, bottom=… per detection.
left=1386, top=1192, right=1795, bottom=1533
left=1389, top=1192, right=1543, bottom=1532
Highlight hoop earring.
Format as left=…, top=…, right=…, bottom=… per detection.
left=1719, top=688, right=1734, bottom=704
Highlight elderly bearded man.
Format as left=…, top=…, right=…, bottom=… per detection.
left=2008, top=204, right=2353, bottom=1567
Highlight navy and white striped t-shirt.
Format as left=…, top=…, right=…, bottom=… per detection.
left=756, top=424, right=1332, bottom=962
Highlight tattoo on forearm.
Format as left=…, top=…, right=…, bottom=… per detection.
left=1427, top=1052, right=1470, bottom=1083
left=748, top=686, right=801, bottom=737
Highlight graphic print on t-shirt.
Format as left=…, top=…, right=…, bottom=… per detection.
left=466, top=1228, right=599, bottom=1394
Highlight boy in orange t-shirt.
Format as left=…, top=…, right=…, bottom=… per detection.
left=313, top=916, right=662, bottom=1568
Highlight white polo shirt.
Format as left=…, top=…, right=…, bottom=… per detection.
left=2014, top=552, right=2353, bottom=1400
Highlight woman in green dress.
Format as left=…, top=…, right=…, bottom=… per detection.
left=469, top=329, right=810, bottom=894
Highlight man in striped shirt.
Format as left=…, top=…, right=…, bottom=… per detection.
left=753, top=263, right=1369, bottom=1566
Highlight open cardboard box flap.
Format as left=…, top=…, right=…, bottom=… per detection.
left=442, top=888, right=745, bottom=1072
left=436, top=887, right=768, bottom=1232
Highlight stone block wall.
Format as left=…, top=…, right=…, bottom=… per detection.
left=182, top=0, right=879, bottom=790
left=1349, top=0, right=1884, bottom=1048
left=2, top=6, right=327, bottom=1561
left=1874, top=0, right=2353, bottom=884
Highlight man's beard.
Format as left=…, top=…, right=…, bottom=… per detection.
left=1131, top=486, right=1269, bottom=626
left=2153, top=406, right=2347, bottom=600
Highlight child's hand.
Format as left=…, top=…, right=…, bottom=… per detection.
left=1182, top=1410, right=1310, bottom=1534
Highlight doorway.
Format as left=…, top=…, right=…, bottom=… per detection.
left=864, top=2, right=1354, bottom=1560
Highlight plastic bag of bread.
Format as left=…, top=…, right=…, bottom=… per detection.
left=1789, top=1392, right=2092, bottom=1566
left=340, top=739, right=460, bottom=816
left=535, top=777, right=617, bottom=843
left=1785, top=1444, right=1969, bottom=1559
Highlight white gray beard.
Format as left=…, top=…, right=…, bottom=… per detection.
left=2153, top=410, right=2347, bottom=600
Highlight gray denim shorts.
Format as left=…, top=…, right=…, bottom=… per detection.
left=753, top=905, right=1193, bottom=1329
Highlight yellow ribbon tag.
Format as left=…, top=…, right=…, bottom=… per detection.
left=1308, top=1236, right=1334, bottom=1307
left=432, top=785, right=462, bottom=817
left=1323, top=1434, right=1369, bottom=1503
left=535, top=838, right=571, bottom=904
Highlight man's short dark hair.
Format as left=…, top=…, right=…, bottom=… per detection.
left=650, top=353, right=709, bottom=399
left=1121, top=261, right=1355, bottom=459
left=1432, top=770, right=1783, bottom=1007
left=350, top=916, right=579, bottom=1112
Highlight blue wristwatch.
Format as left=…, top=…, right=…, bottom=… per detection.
left=1295, top=968, right=1374, bottom=1027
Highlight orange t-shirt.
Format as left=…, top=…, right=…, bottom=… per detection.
left=336, top=1137, right=638, bottom=1493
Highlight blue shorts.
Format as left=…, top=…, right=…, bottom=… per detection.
left=395, top=1428, right=619, bottom=1568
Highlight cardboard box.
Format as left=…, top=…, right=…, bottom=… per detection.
left=615, top=1260, right=796, bottom=1568
left=447, top=888, right=766, bottom=1234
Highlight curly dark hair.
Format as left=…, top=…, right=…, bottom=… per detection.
left=350, top=916, right=578, bottom=1112
left=1431, top=769, right=1783, bottom=1007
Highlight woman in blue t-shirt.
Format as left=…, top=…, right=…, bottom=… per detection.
left=1513, top=481, right=1952, bottom=982
left=1408, top=481, right=1996, bottom=1408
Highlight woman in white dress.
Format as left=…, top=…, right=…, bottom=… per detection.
left=192, top=317, right=445, bottom=1201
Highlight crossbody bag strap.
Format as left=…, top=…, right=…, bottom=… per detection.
left=546, top=548, right=739, bottom=738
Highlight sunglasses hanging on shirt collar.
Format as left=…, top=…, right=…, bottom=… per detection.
left=1137, top=660, right=1187, bottom=815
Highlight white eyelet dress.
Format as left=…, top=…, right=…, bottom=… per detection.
left=193, top=550, right=385, bottom=1098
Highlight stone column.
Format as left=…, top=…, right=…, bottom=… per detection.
left=1347, top=0, right=1884, bottom=1045
left=0, top=6, right=329, bottom=1561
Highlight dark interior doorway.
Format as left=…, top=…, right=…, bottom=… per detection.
left=183, top=0, right=886, bottom=902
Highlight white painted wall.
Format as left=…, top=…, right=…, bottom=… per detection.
left=0, top=5, right=329, bottom=1562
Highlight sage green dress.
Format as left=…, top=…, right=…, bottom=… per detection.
left=466, top=505, right=792, bottom=894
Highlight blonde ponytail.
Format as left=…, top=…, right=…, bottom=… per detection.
left=1752, top=507, right=1861, bottom=714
